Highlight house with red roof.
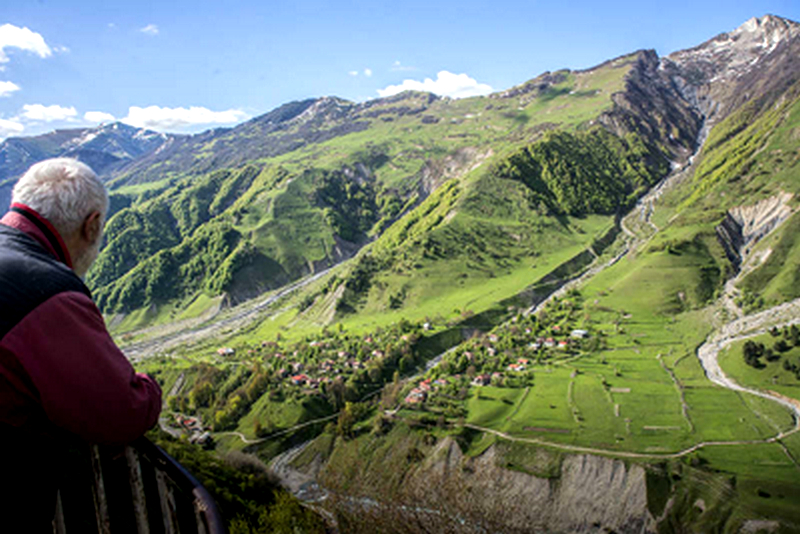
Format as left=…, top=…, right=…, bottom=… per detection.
left=471, top=374, right=491, bottom=386
left=291, top=374, right=309, bottom=385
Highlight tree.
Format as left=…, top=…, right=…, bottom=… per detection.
left=743, top=341, right=767, bottom=369
left=372, top=414, right=393, bottom=436
left=368, top=362, right=383, bottom=383
left=336, top=402, right=356, bottom=438
left=328, top=376, right=346, bottom=410
left=774, top=339, right=790, bottom=353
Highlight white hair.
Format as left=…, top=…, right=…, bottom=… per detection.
left=12, top=158, right=109, bottom=237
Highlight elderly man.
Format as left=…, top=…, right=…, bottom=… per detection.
left=0, top=158, right=162, bottom=529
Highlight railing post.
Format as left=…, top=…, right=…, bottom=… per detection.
left=53, top=489, right=67, bottom=534
left=77, top=439, right=225, bottom=534
left=156, top=469, right=180, bottom=534
left=125, top=445, right=151, bottom=534
left=90, top=445, right=112, bottom=534
left=194, top=495, right=209, bottom=534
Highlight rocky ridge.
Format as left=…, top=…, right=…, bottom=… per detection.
left=0, top=122, right=175, bottom=210
left=662, top=15, right=800, bottom=122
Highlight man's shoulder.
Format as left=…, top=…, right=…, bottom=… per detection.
left=0, top=225, right=91, bottom=339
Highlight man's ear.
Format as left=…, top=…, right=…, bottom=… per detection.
left=81, top=211, right=103, bottom=243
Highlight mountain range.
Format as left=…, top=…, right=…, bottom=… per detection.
left=0, top=122, right=175, bottom=210
left=4, top=14, right=800, bottom=532
left=0, top=15, right=796, bottom=329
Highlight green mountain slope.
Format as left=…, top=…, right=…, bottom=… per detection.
left=94, top=51, right=699, bottom=322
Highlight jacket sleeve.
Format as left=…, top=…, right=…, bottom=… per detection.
left=1, top=291, right=162, bottom=445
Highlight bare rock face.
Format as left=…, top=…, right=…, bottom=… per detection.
left=598, top=50, right=703, bottom=163
left=669, top=15, right=800, bottom=86
left=551, top=454, right=652, bottom=533
left=662, top=15, right=800, bottom=122
left=715, top=192, right=794, bottom=270
left=411, top=439, right=654, bottom=534
left=728, top=191, right=794, bottom=249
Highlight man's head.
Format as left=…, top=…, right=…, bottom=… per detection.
left=12, top=158, right=108, bottom=278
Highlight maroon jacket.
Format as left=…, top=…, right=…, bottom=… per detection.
left=0, top=203, right=162, bottom=445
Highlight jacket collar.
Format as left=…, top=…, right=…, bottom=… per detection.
left=0, top=203, right=73, bottom=268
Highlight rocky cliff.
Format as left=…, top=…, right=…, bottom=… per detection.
left=406, top=439, right=654, bottom=534
left=716, top=192, right=794, bottom=271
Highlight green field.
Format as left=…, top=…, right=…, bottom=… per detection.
left=719, top=331, right=800, bottom=402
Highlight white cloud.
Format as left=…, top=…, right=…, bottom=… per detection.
left=22, top=103, right=78, bottom=122
left=0, top=24, right=52, bottom=66
left=121, top=105, right=248, bottom=131
left=377, top=70, right=493, bottom=99
left=0, top=117, right=23, bottom=139
left=363, top=68, right=373, bottom=77
left=54, top=45, right=70, bottom=54
left=0, top=81, right=20, bottom=97
left=139, top=24, right=159, bottom=36
left=84, top=111, right=116, bottom=123
left=348, top=70, right=359, bottom=77
left=391, top=60, right=416, bottom=72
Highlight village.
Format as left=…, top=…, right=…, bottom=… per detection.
left=164, top=293, right=594, bottom=440
left=211, top=326, right=422, bottom=396
left=401, top=294, right=593, bottom=408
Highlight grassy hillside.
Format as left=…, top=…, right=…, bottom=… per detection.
left=93, top=54, right=656, bottom=324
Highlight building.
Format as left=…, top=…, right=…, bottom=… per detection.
left=405, top=389, right=427, bottom=404
left=571, top=329, right=589, bottom=339
left=291, top=374, right=309, bottom=385
left=472, top=374, right=491, bottom=386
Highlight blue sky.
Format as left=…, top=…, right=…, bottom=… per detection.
left=1, top=0, right=798, bottom=139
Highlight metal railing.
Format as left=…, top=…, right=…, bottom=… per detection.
left=52, top=438, right=225, bottom=534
